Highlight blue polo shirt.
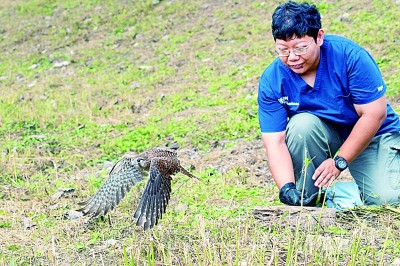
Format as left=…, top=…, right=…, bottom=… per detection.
left=258, top=34, right=400, bottom=138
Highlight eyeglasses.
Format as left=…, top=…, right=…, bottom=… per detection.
left=276, top=39, right=314, bottom=57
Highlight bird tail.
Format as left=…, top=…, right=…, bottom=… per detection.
left=179, top=166, right=201, bottom=180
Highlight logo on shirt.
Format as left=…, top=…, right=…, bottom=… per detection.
left=377, top=85, right=384, bottom=92
left=278, top=96, right=299, bottom=106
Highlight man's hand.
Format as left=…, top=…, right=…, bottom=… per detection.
left=279, top=182, right=301, bottom=205
left=279, top=182, right=321, bottom=206
left=312, top=158, right=341, bottom=188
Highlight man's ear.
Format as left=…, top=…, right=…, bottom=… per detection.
left=317, top=29, right=325, bottom=46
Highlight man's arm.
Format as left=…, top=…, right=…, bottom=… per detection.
left=313, top=95, right=387, bottom=188
left=261, top=131, right=294, bottom=189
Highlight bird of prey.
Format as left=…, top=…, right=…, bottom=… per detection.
left=77, top=147, right=200, bottom=230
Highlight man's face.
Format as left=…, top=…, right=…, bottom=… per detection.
left=275, top=30, right=324, bottom=77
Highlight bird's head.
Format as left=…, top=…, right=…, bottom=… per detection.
left=133, top=157, right=150, bottom=169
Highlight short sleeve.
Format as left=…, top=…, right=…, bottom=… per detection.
left=347, top=49, right=386, bottom=104
left=258, top=77, right=288, bottom=133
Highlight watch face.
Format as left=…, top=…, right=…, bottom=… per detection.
left=337, top=159, right=346, bottom=168
left=335, top=157, right=348, bottom=170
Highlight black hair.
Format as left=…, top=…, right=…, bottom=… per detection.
left=272, top=1, right=321, bottom=42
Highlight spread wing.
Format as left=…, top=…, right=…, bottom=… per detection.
left=133, top=159, right=172, bottom=230
left=77, top=157, right=145, bottom=217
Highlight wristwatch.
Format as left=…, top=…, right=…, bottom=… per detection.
left=334, top=155, right=348, bottom=171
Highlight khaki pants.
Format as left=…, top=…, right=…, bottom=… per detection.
left=286, top=113, right=400, bottom=206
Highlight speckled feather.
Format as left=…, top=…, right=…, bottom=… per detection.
left=77, top=147, right=199, bottom=230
